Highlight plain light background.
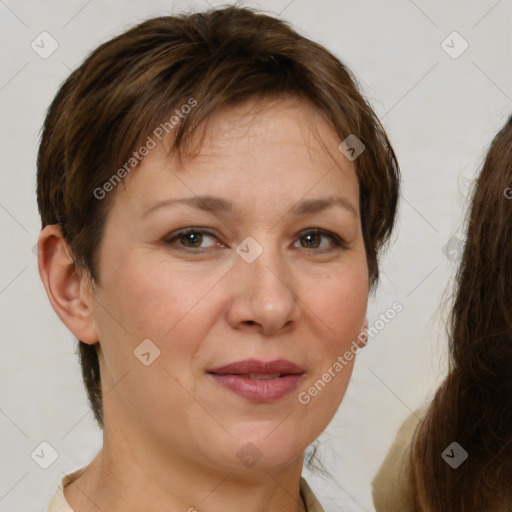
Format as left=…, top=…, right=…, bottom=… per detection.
left=0, top=0, right=510, bottom=511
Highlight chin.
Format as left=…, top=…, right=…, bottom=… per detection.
left=216, top=433, right=307, bottom=472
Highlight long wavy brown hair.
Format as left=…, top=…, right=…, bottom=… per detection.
left=411, top=115, right=512, bottom=511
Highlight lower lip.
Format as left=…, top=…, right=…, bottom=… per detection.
left=209, top=374, right=303, bottom=402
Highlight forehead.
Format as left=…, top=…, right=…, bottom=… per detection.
left=192, top=97, right=343, bottom=160
left=118, top=96, right=359, bottom=215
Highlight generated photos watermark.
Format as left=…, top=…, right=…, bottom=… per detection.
left=93, top=97, right=198, bottom=200
left=298, top=301, right=403, bottom=405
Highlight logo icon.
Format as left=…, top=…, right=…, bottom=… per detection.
left=134, top=338, right=161, bottom=366
left=442, top=237, right=464, bottom=263
left=236, top=237, right=263, bottom=264
left=442, top=442, right=468, bottom=469
left=31, top=441, right=59, bottom=469
left=31, top=32, right=59, bottom=59
left=441, top=32, right=469, bottom=59
left=236, top=442, right=262, bottom=468
left=338, top=135, right=365, bottom=161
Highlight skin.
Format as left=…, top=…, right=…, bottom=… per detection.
left=38, top=96, right=369, bottom=512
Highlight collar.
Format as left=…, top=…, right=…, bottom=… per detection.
left=46, top=468, right=325, bottom=512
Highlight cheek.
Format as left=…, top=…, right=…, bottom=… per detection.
left=98, top=259, right=222, bottom=379
left=95, top=261, right=206, bottom=418
left=314, top=268, right=368, bottom=341
left=295, top=272, right=367, bottom=441
left=105, top=258, right=202, bottom=337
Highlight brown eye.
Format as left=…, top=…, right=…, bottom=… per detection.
left=165, top=228, right=219, bottom=250
left=295, top=228, right=346, bottom=252
left=178, top=231, right=203, bottom=248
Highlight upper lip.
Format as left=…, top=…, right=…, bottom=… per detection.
left=208, top=358, right=304, bottom=375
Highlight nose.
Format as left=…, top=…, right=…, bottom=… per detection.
left=226, top=240, right=301, bottom=335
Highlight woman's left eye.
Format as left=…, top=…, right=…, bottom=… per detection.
left=164, top=228, right=345, bottom=252
left=294, top=228, right=346, bottom=251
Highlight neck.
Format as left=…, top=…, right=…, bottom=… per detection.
left=64, top=425, right=307, bottom=512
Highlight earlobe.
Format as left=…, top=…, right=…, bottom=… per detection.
left=356, top=317, right=368, bottom=348
left=37, top=224, right=99, bottom=345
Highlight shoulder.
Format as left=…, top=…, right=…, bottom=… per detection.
left=371, top=405, right=428, bottom=512
left=46, top=467, right=87, bottom=512
left=300, top=476, right=327, bottom=512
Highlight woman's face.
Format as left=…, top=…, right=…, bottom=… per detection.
left=87, top=97, right=369, bottom=472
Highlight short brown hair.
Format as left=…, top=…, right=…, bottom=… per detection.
left=37, top=5, right=400, bottom=428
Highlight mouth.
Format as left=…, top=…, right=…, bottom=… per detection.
left=207, top=359, right=304, bottom=402
left=232, top=373, right=284, bottom=380
left=208, top=358, right=304, bottom=376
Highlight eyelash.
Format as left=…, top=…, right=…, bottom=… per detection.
left=164, top=227, right=347, bottom=253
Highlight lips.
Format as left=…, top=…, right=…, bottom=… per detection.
left=208, top=358, right=304, bottom=376
left=208, top=358, right=304, bottom=402
left=243, top=373, right=281, bottom=380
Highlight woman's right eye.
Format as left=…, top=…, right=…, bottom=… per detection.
left=164, top=228, right=220, bottom=250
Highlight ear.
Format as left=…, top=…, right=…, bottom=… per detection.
left=36, top=224, right=99, bottom=344
left=355, top=316, right=368, bottom=348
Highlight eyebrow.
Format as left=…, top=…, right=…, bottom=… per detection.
left=142, top=194, right=358, bottom=219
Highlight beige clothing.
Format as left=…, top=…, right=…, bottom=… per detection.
left=371, top=408, right=426, bottom=512
left=46, top=467, right=326, bottom=512
left=46, top=467, right=86, bottom=512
